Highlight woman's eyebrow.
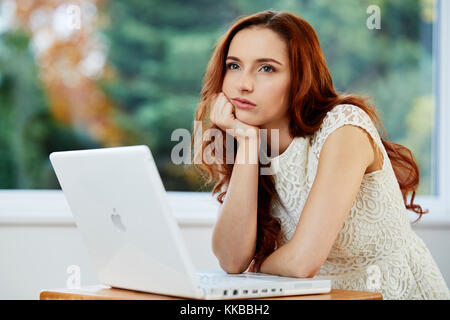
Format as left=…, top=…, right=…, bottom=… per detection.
left=226, top=56, right=283, bottom=66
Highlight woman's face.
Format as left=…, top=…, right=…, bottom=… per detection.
left=222, top=26, right=291, bottom=129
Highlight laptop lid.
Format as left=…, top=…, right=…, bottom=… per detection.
left=49, top=145, right=205, bottom=299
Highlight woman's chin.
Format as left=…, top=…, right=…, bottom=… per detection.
left=235, top=114, right=259, bottom=127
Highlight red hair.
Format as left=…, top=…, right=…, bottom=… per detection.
left=190, top=10, right=428, bottom=273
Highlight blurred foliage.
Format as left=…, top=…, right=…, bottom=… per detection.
left=0, top=0, right=436, bottom=194
left=0, top=30, right=101, bottom=188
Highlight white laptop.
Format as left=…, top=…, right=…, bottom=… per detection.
left=49, top=145, right=331, bottom=299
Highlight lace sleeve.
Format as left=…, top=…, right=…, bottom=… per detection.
left=311, top=104, right=384, bottom=161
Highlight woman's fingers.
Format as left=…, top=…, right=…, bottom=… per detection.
left=211, top=93, right=231, bottom=130
left=209, top=92, right=259, bottom=141
left=210, top=93, right=221, bottom=123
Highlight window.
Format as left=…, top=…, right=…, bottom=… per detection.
left=0, top=0, right=448, bottom=221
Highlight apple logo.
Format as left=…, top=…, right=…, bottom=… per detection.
left=111, top=208, right=126, bottom=232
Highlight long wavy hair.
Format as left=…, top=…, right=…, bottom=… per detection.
left=190, top=10, right=428, bottom=273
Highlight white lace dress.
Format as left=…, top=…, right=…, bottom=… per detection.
left=269, top=104, right=450, bottom=300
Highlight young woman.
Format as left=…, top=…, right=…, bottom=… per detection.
left=191, top=10, right=449, bottom=299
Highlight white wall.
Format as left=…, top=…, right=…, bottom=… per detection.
left=0, top=222, right=220, bottom=300
left=412, top=227, right=450, bottom=283
left=0, top=220, right=449, bottom=300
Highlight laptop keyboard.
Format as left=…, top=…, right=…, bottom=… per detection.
left=197, top=272, right=284, bottom=287
left=198, top=273, right=250, bottom=286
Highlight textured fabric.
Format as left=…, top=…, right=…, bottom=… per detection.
left=269, top=104, right=450, bottom=300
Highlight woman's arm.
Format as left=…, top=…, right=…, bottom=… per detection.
left=260, top=125, right=375, bottom=278
left=212, top=135, right=260, bottom=274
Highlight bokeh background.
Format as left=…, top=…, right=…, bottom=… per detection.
left=0, top=0, right=436, bottom=194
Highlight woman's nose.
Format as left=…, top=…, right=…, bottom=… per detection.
left=238, top=72, right=254, bottom=92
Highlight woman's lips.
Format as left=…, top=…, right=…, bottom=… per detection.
left=231, top=98, right=256, bottom=110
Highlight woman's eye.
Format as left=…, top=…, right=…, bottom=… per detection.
left=227, top=63, right=239, bottom=70
left=260, top=65, right=275, bottom=73
left=226, top=63, right=275, bottom=73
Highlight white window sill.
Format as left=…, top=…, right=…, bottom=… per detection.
left=0, top=190, right=449, bottom=229
left=0, top=190, right=219, bottom=227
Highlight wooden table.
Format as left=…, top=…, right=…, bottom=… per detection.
left=40, top=285, right=382, bottom=300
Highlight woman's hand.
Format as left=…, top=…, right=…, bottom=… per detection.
left=209, top=92, right=260, bottom=143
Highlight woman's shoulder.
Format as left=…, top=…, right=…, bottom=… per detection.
left=313, top=104, right=376, bottom=138
left=323, top=104, right=372, bottom=123
left=310, top=104, right=381, bottom=159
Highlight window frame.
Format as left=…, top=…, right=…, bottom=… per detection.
left=0, top=1, right=449, bottom=227
left=414, top=0, right=450, bottom=224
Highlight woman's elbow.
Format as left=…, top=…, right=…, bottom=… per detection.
left=291, top=268, right=318, bottom=279
left=218, top=258, right=251, bottom=275
left=220, top=263, right=246, bottom=275
left=290, top=261, right=322, bottom=278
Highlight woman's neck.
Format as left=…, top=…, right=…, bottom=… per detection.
left=260, top=120, right=293, bottom=157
